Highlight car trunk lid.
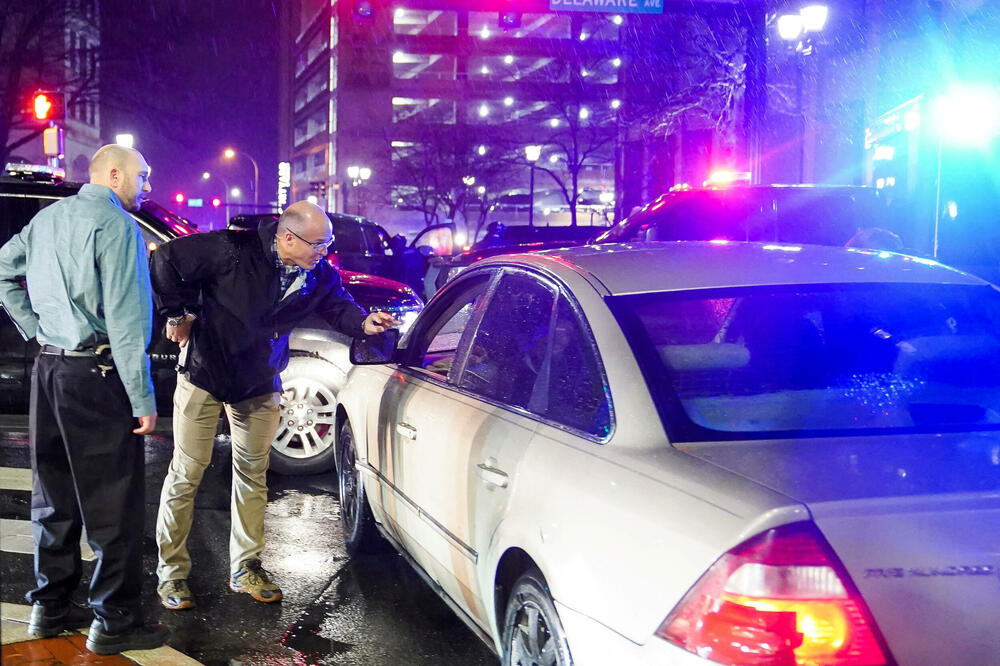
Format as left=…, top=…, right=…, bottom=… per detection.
left=678, top=432, right=1000, bottom=665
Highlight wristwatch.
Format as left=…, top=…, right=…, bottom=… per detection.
left=167, top=314, right=188, bottom=327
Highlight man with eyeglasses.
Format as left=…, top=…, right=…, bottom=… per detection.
left=148, top=200, right=397, bottom=612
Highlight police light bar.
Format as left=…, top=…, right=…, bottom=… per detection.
left=703, top=170, right=751, bottom=187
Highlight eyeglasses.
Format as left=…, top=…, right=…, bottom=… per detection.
left=287, top=228, right=333, bottom=253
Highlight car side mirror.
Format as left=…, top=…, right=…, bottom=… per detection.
left=418, top=245, right=434, bottom=258
left=350, top=328, right=400, bottom=365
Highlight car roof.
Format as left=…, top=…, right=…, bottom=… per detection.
left=478, top=241, right=988, bottom=295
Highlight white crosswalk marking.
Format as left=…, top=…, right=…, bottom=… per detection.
left=0, top=467, right=95, bottom=561
left=0, top=466, right=31, bottom=491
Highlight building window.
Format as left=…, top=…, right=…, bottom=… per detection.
left=294, top=122, right=309, bottom=146
left=468, top=55, right=569, bottom=83
left=311, top=150, right=326, bottom=168
left=392, top=52, right=456, bottom=81
left=579, top=15, right=620, bottom=42
left=393, top=9, right=457, bottom=36
left=469, top=12, right=571, bottom=39
left=293, top=157, right=307, bottom=174
left=391, top=97, right=456, bottom=124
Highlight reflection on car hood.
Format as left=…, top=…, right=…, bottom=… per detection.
left=340, top=269, right=422, bottom=311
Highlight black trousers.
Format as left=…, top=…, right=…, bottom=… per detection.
left=28, top=353, right=145, bottom=633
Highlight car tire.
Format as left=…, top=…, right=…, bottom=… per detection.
left=269, top=356, right=345, bottom=475
left=337, top=419, right=379, bottom=555
left=501, top=568, right=573, bottom=666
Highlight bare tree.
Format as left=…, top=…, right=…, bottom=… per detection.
left=0, top=0, right=101, bottom=165
left=531, top=91, right=617, bottom=227
left=623, top=12, right=748, bottom=154
left=389, top=124, right=520, bottom=239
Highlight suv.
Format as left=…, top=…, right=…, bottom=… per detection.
left=230, top=213, right=454, bottom=300
left=595, top=184, right=903, bottom=247
left=1, top=166, right=423, bottom=474
left=425, top=222, right=611, bottom=293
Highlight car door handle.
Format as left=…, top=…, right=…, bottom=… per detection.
left=396, top=422, right=417, bottom=441
left=477, top=458, right=509, bottom=488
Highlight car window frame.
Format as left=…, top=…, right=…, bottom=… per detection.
left=397, top=268, right=499, bottom=385
left=451, top=265, right=617, bottom=444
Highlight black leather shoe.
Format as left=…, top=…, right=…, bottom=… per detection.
left=85, top=619, right=169, bottom=655
left=27, top=602, right=94, bottom=638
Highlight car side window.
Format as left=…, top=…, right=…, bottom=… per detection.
left=0, top=196, right=43, bottom=243
left=410, top=273, right=492, bottom=380
left=457, top=272, right=556, bottom=410
left=331, top=218, right=366, bottom=254
left=365, top=225, right=390, bottom=257
left=537, top=297, right=612, bottom=437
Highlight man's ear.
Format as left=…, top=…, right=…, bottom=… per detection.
left=108, top=167, right=121, bottom=188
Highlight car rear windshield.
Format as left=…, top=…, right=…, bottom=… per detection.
left=611, top=283, right=1000, bottom=441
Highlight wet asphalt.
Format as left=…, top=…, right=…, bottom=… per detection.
left=0, top=426, right=497, bottom=665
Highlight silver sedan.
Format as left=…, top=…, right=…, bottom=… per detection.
left=336, top=241, right=1000, bottom=666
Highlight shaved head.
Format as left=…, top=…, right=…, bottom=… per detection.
left=89, top=144, right=136, bottom=181
left=277, top=200, right=328, bottom=236
left=275, top=200, right=334, bottom=269
left=88, top=144, right=151, bottom=212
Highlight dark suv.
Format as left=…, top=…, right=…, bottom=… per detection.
left=1, top=167, right=423, bottom=474
left=230, top=212, right=455, bottom=299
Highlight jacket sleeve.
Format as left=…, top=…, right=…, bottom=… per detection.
left=96, top=215, right=155, bottom=417
left=149, top=232, right=227, bottom=317
left=315, top=268, right=367, bottom=338
left=0, top=232, right=38, bottom=340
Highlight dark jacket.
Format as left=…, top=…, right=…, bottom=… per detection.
left=149, top=219, right=367, bottom=403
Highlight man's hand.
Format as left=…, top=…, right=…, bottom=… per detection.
left=363, top=311, right=401, bottom=335
left=165, top=315, right=194, bottom=347
left=134, top=413, right=157, bottom=435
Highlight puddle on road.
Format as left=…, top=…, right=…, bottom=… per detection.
left=280, top=597, right=353, bottom=665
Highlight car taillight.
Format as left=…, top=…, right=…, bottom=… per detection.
left=657, top=522, right=890, bottom=666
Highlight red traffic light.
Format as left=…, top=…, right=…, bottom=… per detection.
left=29, top=92, right=66, bottom=121
left=174, top=193, right=185, bottom=204
left=211, top=197, right=222, bottom=208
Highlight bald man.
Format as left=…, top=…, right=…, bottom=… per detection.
left=149, top=200, right=397, bottom=611
left=0, top=145, right=168, bottom=654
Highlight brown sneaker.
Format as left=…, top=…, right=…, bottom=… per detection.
left=230, top=559, right=282, bottom=603
left=157, top=579, right=195, bottom=610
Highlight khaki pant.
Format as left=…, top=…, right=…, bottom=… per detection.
left=156, top=374, right=281, bottom=581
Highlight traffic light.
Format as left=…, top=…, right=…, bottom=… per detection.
left=174, top=193, right=186, bottom=204
left=309, top=181, right=327, bottom=197
left=27, top=92, right=65, bottom=122
left=211, top=197, right=222, bottom=208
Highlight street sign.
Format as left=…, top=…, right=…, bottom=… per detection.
left=187, top=198, right=204, bottom=208
left=550, top=0, right=663, bottom=14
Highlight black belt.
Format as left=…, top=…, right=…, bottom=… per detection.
left=40, top=344, right=96, bottom=357
left=40, top=344, right=116, bottom=376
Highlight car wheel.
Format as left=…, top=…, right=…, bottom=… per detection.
left=270, top=356, right=345, bottom=475
left=501, top=569, right=573, bottom=666
left=337, top=419, right=379, bottom=554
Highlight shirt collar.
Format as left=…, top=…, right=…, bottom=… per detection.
left=78, top=183, right=124, bottom=210
left=271, top=238, right=302, bottom=276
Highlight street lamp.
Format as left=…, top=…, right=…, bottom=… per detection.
left=524, top=145, right=541, bottom=227
left=202, top=170, right=232, bottom=230
left=222, top=148, right=260, bottom=207
left=777, top=4, right=828, bottom=183
left=346, top=165, right=372, bottom=215
left=115, top=133, right=134, bottom=148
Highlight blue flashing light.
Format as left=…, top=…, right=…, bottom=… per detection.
left=934, top=86, right=1000, bottom=147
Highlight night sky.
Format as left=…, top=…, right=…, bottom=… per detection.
left=100, top=0, right=280, bottom=229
